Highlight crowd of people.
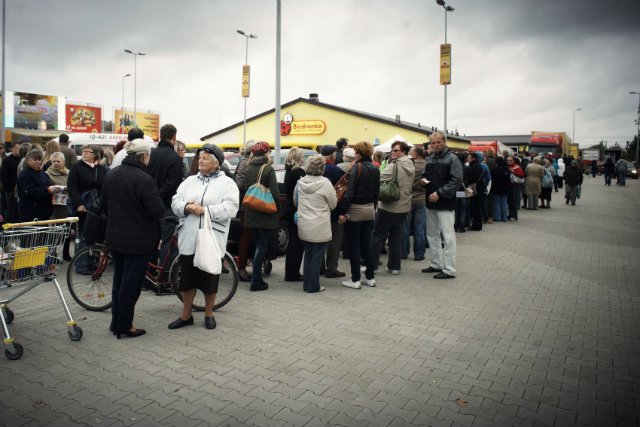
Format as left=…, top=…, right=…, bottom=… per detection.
left=0, top=127, right=621, bottom=338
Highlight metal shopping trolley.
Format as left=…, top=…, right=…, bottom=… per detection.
left=0, top=217, right=82, bottom=360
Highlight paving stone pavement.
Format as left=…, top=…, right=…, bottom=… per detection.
left=1, top=177, right=639, bottom=427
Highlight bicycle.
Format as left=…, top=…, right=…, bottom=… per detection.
left=66, top=234, right=238, bottom=312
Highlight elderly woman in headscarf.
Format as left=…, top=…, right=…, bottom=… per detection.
left=524, top=156, right=545, bottom=210
left=169, top=144, right=239, bottom=330
left=101, top=139, right=165, bottom=339
left=295, top=155, right=337, bottom=293
left=242, top=141, right=279, bottom=292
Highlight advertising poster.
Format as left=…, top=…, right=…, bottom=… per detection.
left=13, top=92, right=59, bottom=130
left=66, top=104, right=102, bottom=133
left=440, top=43, right=451, bottom=85
left=114, top=109, right=160, bottom=141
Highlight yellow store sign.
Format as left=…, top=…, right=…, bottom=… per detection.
left=289, top=120, right=326, bottom=135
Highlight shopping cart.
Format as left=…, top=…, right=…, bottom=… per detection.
left=0, top=217, right=82, bottom=360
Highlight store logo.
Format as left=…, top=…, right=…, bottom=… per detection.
left=280, top=113, right=326, bottom=136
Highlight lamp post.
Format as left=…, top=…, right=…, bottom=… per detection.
left=1, top=0, right=6, bottom=146
left=237, top=30, right=257, bottom=148
left=572, top=108, right=582, bottom=147
left=630, top=91, right=640, bottom=162
left=123, top=49, right=146, bottom=126
left=120, top=73, right=131, bottom=134
left=435, top=0, right=454, bottom=142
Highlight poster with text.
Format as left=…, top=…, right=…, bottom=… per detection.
left=66, top=104, right=102, bottom=133
left=114, top=109, right=160, bottom=141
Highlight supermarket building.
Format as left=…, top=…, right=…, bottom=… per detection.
left=200, top=94, right=470, bottom=151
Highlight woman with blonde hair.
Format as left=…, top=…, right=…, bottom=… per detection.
left=283, top=147, right=306, bottom=281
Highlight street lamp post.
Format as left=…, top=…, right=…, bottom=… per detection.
left=1, top=0, right=6, bottom=146
left=630, top=91, right=640, bottom=162
left=237, top=30, right=257, bottom=148
left=436, top=0, right=454, bottom=142
left=123, top=49, right=146, bottom=126
left=121, top=73, right=131, bottom=134
left=572, top=108, right=582, bottom=147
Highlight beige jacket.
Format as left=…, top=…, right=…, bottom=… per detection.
left=378, top=155, right=415, bottom=214
left=295, top=175, right=337, bottom=243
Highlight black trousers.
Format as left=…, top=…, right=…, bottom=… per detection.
left=284, top=217, right=304, bottom=280
left=111, top=250, right=148, bottom=334
left=470, top=194, right=483, bottom=230
left=371, top=209, right=407, bottom=271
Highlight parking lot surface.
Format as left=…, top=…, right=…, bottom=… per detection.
left=1, top=176, right=639, bottom=426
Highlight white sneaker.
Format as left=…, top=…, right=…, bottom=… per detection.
left=361, top=278, right=376, bottom=287
left=385, top=267, right=400, bottom=275
left=341, top=280, right=361, bottom=289
left=360, top=266, right=366, bottom=272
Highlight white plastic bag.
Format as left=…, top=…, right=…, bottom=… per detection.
left=193, top=211, right=222, bottom=275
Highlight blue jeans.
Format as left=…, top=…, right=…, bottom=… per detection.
left=302, top=241, right=326, bottom=292
left=402, top=203, right=426, bottom=259
left=604, top=172, right=612, bottom=186
left=493, top=193, right=508, bottom=221
left=345, top=220, right=375, bottom=282
left=251, top=228, right=275, bottom=286
left=618, top=170, right=626, bottom=185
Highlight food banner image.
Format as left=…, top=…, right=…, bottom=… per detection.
left=114, top=109, right=160, bottom=141
left=66, top=104, right=102, bottom=133
left=13, top=92, right=59, bottom=130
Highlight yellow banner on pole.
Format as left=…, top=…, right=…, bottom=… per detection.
left=440, top=43, right=451, bottom=85
left=242, top=65, right=250, bottom=98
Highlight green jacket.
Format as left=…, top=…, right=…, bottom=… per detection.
left=243, top=156, right=280, bottom=229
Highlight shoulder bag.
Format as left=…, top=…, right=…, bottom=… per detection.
left=242, top=165, right=278, bottom=213
left=378, top=163, right=401, bottom=203
left=335, top=163, right=361, bottom=202
left=193, top=210, right=222, bottom=275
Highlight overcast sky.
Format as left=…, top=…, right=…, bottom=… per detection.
left=3, top=0, right=639, bottom=147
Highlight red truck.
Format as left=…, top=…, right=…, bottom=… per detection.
left=529, top=131, right=570, bottom=156
left=469, top=141, right=514, bottom=157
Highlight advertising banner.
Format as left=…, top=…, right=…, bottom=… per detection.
left=114, top=109, right=160, bottom=141
left=440, top=43, right=451, bottom=85
left=242, top=65, right=250, bottom=98
left=66, top=104, right=102, bottom=133
left=582, top=150, right=600, bottom=161
left=13, top=92, right=59, bottom=129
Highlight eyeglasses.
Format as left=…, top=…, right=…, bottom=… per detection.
left=391, top=149, right=402, bottom=152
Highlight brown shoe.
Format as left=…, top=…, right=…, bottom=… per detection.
left=324, top=270, right=346, bottom=278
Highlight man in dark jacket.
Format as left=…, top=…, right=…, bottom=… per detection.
left=147, top=124, right=183, bottom=264
left=563, top=160, right=584, bottom=205
left=319, top=145, right=346, bottom=278
left=421, top=132, right=462, bottom=279
left=101, top=139, right=164, bottom=338
left=1, top=142, right=22, bottom=222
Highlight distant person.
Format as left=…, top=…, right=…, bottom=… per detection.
left=524, top=156, right=545, bottom=209
left=335, top=137, right=348, bottom=165
left=319, top=145, right=345, bottom=278
left=1, top=142, right=22, bottom=222
left=590, top=161, right=598, bottom=178
left=490, top=156, right=511, bottom=220
left=234, top=140, right=257, bottom=283
left=401, top=145, right=427, bottom=260
left=467, top=152, right=486, bottom=230
left=603, top=158, right=615, bottom=186
left=563, top=160, right=584, bottom=205
left=111, top=127, right=144, bottom=169
left=57, top=134, right=78, bottom=170
left=615, top=158, right=627, bottom=186
left=147, top=124, right=183, bottom=265
left=42, top=140, right=60, bottom=171
left=175, top=141, right=189, bottom=178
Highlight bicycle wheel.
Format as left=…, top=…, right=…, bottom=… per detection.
left=67, top=244, right=113, bottom=311
left=170, top=252, right=238, bottom=312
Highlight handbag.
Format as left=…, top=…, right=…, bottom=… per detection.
left=378, top=163, right=400, bottom=203
left=293, top=184, right=300, bottom=225
left=463, top=184, right=476, bottom=198
left=510, top=173, right=525, bottom=185
left=193, top=211, right=222, bottom=275
left=335, top=163, right=362, bottom=202
left=542, top=170, right=553, bottom=188
left=84, top=208, right=107, bottom=244
left=242, top=165, right=278, bottom=213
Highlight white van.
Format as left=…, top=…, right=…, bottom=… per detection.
left=52, top=133, right=155, bottom=157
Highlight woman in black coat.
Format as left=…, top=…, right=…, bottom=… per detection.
left=283, top=147, right=306, bottom=282
left=101, top=140, right=164, bottom=339
left=468, top=152, right=486, bottom=231
left=490, top=156, right=511, bottom=221
left=17, top=149, right=63, bottom=222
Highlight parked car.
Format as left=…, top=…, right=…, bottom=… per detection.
left=627, top=161, right=638, bottom=179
